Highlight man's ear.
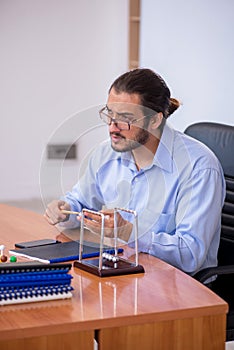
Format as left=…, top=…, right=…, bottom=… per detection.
left=150, top=112, right=164, bottom=129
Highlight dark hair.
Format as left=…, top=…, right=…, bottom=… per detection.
left=109, top=68, right=180, bottom=119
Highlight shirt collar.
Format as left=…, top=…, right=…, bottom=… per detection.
left=119, top=123, right=175, bottom=173
left=153, top=123, right=174, bottom=173
left=120, top=150, right=137, bottom=171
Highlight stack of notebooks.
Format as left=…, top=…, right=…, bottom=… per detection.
left=0, top=262, right=73, bottom=306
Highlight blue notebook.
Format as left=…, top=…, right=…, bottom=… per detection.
left=9, top=240, right=123, bottom=264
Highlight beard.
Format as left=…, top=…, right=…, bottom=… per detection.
left=110, top=128, right=150, bottom=152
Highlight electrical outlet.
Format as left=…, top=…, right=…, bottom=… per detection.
left=47, top=144, right=77, bottom=160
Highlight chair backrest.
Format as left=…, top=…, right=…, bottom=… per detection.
left=184, top=122, right=234, bottom=265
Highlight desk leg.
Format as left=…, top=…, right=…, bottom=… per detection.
left=0, top=331, right=94, bottom=350
left=98, top=314, right=226, bottom=350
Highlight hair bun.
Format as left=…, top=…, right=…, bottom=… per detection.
left=168, top=98, right=181, bottom=116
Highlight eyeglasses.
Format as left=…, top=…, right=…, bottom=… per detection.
left=99, top=106, right=149, bottom=131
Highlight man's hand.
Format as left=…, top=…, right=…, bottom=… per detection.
left=44, top=200, right=71, bottom=225
left=80, top=209, right=133, bottom=242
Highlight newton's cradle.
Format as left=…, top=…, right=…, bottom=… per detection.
left=74, top=208, right=145, bottom=277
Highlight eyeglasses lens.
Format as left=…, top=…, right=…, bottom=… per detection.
left=100, top=110, right=129, bottom=130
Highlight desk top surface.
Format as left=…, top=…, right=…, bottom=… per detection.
left=0, top=204, right=228, bottom=340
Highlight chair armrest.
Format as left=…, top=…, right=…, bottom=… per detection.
left=194, top=265, right=234, bottom=283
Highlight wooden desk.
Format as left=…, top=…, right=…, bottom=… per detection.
left=0, top=204, right=228, bottom=350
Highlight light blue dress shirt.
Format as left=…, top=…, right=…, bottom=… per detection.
left=61, top=123, right=225, bottom=275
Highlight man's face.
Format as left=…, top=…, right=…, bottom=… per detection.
left=107, top=88, right=150, bottom=152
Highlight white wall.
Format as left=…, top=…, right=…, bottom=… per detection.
left=0, top=0, right=128, bottom=201
left=3, top=0, right=233, bottom=203
left=140, top=0, right=234, bottom=131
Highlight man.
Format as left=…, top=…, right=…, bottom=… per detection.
left=45, top=68, right=225, bottom=275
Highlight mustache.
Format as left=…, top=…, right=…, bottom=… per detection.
left=110, top=132, right=125, bottom=139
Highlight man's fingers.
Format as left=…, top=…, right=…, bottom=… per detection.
left=83, top=217, right=114, bottom=237
left=44, top=212, right=59, bottom=225
left=83, top=211, right=112, bottom=224
left=44, top=200, right=70, bottom=225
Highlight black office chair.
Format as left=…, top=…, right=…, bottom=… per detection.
left=184, top=122, right=234, bottom=341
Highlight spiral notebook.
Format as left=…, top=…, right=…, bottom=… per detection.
left=0, top=262, right=73, bottom=306
left=9, top=240, right=123, bottom=264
